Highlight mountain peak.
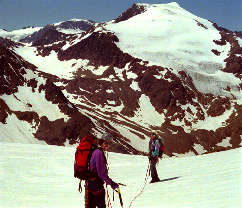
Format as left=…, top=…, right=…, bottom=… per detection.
left=166, top=2, right=181, bottom=7
left=54, top=18, right=95, bottom=27
left=114, top=3, right=147, bottom=23
left=114, top=2, right=183, bottom=23
left=136, top=1, right=181, bottom=8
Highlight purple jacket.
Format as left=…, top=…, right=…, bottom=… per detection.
left=88, top=148, right=118, bottom=191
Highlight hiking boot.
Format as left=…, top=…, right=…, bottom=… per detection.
left=150, top=178, right=160, bottom=183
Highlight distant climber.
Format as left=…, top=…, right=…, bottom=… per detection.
left=148, top=131, right=164, bottom=183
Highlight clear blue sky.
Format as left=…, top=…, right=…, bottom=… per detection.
left=0, top=0, right=241, bottom=31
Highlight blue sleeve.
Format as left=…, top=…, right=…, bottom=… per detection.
left=152, top=140, right=160, bottom=157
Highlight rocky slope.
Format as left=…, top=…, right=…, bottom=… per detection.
left=0, top=37, right=94, bottom=146
left=0, top=3, right=241, bottom=156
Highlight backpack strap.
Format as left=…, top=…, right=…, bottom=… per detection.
left=86, top=145, right=97, bottom=169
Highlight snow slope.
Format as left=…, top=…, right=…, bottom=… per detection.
left=0, top=27, right=42, bottom=42
left=0, top=142, right=240, bottom=208
left=106, top=3, right=230, bottom=71
left=103, top=3, right=241, bottom=98
left=0, top=68, right=69, bottom=144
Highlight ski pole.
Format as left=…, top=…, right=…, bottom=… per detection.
left=116, top=187, right=124, bottom=208
left=117, top=183, right=126, bottom=186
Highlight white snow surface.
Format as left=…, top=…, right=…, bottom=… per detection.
left=236, top=37, right=242, bottom=47
left=0, top=114, right=46, bottom=145
left=0, top=142, right=240, bottom=208
left=0, top=27, right=42, bottom=42
left=217, top=137, right=233, bottom=148
left=14, top=46, right=88, bottom=79
left=56, top=28, right=85, bottom=34
left=2, top=84, right=69, bottom=121
left=105, top=3, right=228, bottom=70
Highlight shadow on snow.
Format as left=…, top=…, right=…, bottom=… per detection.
left=159, top=176, right=180, bottom=183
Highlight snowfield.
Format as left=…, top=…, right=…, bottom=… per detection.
left=0, top=27, right=42, bottom=42
left=0, top=142, right=240, bottom=208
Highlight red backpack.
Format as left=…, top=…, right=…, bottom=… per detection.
left=74, top=135, right=97, bottom=180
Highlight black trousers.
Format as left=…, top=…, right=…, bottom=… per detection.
left=150, top=158, right=159, bottom=180
left=85, top=187, right=106, bottom=208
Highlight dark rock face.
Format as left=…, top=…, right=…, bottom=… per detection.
left=212, top=23, right=242, bottom=76
left=115, top=4, right=146, bottom=23
left=223, top=33, right=242, bottom=75
left=56, top=19, right=95, bottom=31
left=138, top=69, right=189, bottom=111
left=195, top=20, right=208, bottom=29
left=0, top=37, right=36, bottom=95
left=20, top=25, right=69, bottom=46
left=59, top=31, right=135, bottom=68
left=234, top=31, right=242, bottom=37
left=207, top=97, right=231, bottom=117
left=34, top=113, right=93, bottom=145
left=211, top=49, right=221, bottom=56
left=0, top=99, right=11, bottom=124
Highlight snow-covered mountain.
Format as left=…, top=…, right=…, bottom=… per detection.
left=0, top=27, right=42, bottom=42
left=0, top=19, right=96, bottom=43
left=20, top=19, right=96, bottom=46
left=0, top=2, right=241, bottom=156
left=53, top=18, right=96, bottom=34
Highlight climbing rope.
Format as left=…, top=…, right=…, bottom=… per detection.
left=105, top=151, right=113, bottom=208
left=128, top=162, right=151, bottom=208
left=106, top=184, right=113, bottom=208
